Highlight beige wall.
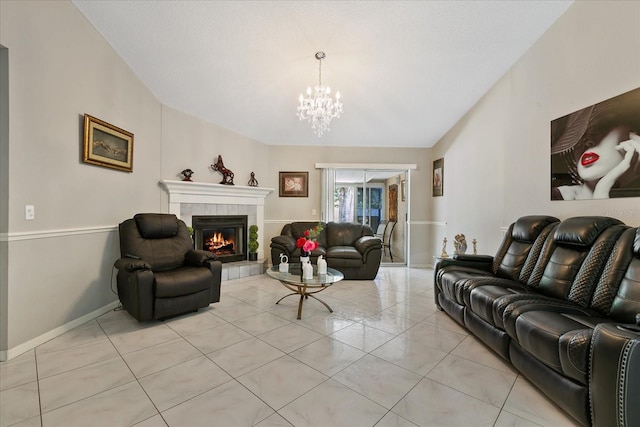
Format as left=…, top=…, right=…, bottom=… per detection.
left=5, top=0, right=631, bottom=359
left=0, top=1, right=430, bottom=358
left=431, top=0, right=640, bottom=259
left=264, top=146, right=430, bottom=266
left=160, top=105, right=270, bottom=191
left=1, top=0, right=164, bottom=358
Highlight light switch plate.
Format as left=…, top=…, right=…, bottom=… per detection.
left=25, top=205, right=35, bottom=220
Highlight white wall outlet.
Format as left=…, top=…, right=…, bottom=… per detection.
left=311, top=209, right=317, bottom=216
left=25, top=205, right=35, bottom=220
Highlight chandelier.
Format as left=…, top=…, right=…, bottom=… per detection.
left=296, top=51, right=343, bottom=137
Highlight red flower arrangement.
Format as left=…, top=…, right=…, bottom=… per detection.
left=296, top=223, right=324, bottom=255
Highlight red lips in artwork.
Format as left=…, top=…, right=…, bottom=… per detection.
left=581, top=152, right=599, bottom=166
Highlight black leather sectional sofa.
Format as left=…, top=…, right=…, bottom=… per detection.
left=434, top=215, right=640, bottom=427
left=270, top=221, right=382, bottom=280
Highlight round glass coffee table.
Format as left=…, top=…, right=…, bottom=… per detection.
left=266, top=264, right=344, bottom=319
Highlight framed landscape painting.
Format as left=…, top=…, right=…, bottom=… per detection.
left=279, top=171, right=308, bottom=197
left=83, top=114, right=134, bottom=172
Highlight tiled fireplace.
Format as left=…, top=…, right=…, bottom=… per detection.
left=192, top=214, right=248, bottom=263
left=160, top=180, right=273, bottom=279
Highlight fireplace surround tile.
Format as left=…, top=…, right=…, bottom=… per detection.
left=228, top=266, right=240, bottom=280
left=160, top=180, right=273, bottom=263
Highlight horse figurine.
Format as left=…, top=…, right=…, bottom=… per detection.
left=210, top=155, right=235, bottom=185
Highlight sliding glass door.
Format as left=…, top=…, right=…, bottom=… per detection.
left=357, top=186, right=383, bottom=231
left=328, top=168, right=407, bottom=265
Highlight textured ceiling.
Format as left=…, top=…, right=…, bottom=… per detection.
left=72, top=0, right=572, bottom=148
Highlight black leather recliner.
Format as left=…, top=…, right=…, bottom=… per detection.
left=270, top=221, right=382, bottom=280
left=435, top=216, right=640, bottom=426
left=115, top=213, right=222, bottom=321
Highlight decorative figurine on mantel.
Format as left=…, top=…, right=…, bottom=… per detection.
left=180, top=169, right=194, bottom=182
left=440, top=237, right=449, bottom=258
left=210, top=155, right=235, bottom=185
left=472, top=238, right=478, bottom=255
left=248, top=172, right=259, bottom=187
left=453, top=234, right=467, bottom=255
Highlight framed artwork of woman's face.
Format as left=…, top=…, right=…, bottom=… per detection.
left=551, top=87, right=640, bottom=201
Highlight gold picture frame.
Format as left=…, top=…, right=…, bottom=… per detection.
left=279, top=171, right=309, bottom=197
left=83, top=114, right=134, bottom=172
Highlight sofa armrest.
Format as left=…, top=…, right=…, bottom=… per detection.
left=270, top=235, right=296, bottom=253
left=436, top=255, right=494, bottom=274
left=453, top=254, right=494, bottom=263
left=590, top=323, right=640, bottom=427
left=115, top=268, right=155, bottom=321
left=354, top=235, right=382, bottom=255
left=114, top=257, right=151, bottom=272
left=185, top=249, right=218, bottom=267
left=433, top=255, right=495, bottom=311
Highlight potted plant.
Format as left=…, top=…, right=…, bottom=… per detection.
left=248, top=224, right=259, bottom=261
left=187, top=226, right=194, bottom=248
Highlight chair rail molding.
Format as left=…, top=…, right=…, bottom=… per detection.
left=1, top=225, right=117, bottom=242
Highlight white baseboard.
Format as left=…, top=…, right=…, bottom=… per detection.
left=408, top=263, right=433, bottom=269
left=0, top=300, right=120, bottom=362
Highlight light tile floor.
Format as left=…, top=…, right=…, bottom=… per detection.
left=0, top=267, right=580, bottom=427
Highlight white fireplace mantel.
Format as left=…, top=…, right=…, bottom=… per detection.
left=160, top=180, right=273, bottom=208
left=160, top=180, right=274, bottom=259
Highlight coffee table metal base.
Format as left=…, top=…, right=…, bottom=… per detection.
left=267, top=265, right=343, bottom=320
left=275, top=283, right=333, bottom=320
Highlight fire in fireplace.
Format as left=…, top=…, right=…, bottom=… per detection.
left=203, top=229, right=236, bottom=254
left=192, top=215, right=247, bottom=263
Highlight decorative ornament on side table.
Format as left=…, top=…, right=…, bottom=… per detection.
left=180, top=169, right=194, bottom=181
left=279, top=254, right=289, bottom=273
left=248, top=225, right=259, bottom=261
left=302, top=259, right=313, bottom=280
left=440, top=237, right=449, bottom=258
left=296, top=223, right=324, bottom=263
left=453, top=234, right=467, bottom=255
left=210, top=155, right=234, bottom=185
left=472, top=238, right=478, bottom=255
left=317, top=255, right=327, bottom=275
left=248, top=172, right=259, bottom=187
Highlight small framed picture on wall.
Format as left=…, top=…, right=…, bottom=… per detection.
left=279, top=171, right=309, bottom=197
left=433, top=158, right=444, bottom=197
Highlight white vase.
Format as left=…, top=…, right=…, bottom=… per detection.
left=317, top=255, right=327, bottom=275
left=299, top=256, right=310, bottom=264
left=302, top=261, right=313, bottom=280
